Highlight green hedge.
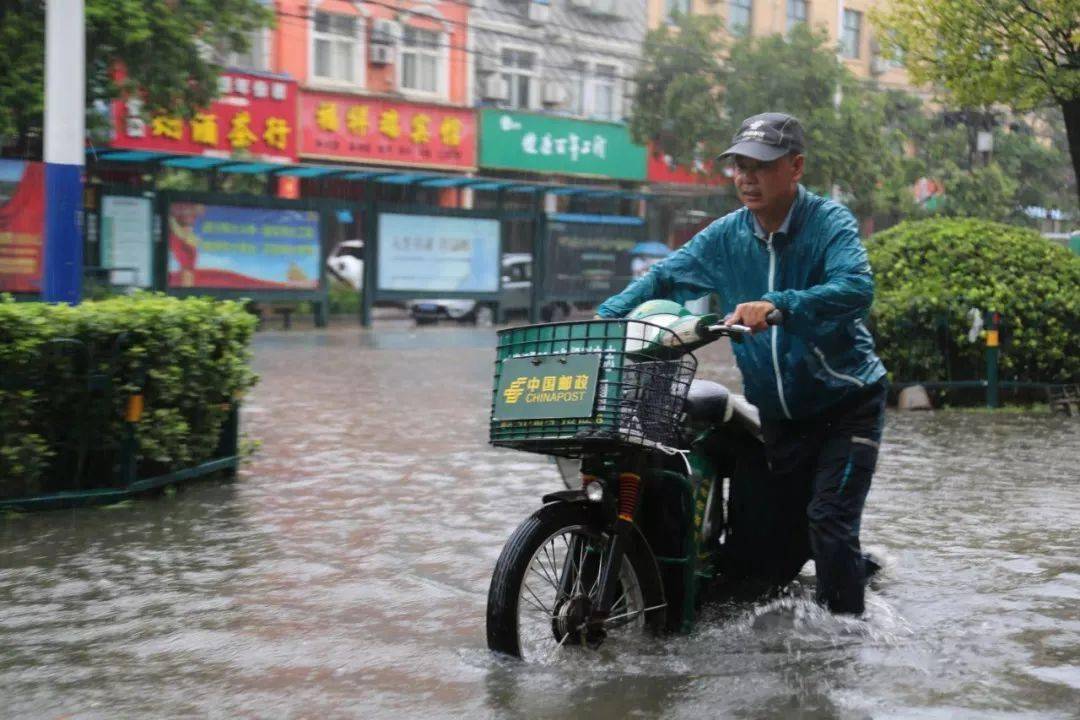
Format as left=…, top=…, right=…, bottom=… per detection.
left=866, top=218, right=1080, bottom=384
left=0, top=294, right=258, bottom=499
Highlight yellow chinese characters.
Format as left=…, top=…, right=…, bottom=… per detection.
left=316, top=102, right=339, bottom=132
left=379, top=109, right=401, bottom=139
left=263, top=117, right=291, bottom=151
left=190, top=113, right=218, bottom=146
left=346, top=105, right=370, bottom=136
left=410, top=113, right=431, bottom=144
left=439, top=117, right=463, bottom=147
left=151, top=115, right=183, bottom=140
left=227, top=111, right=259, bottom=149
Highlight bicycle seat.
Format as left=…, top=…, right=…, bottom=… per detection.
left=685, top=379, right=762, bottom=440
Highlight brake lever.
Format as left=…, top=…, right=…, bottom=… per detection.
left=706, top=323, right=751, bottom=337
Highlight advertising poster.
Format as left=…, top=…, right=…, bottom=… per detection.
left=101, top=195, right=154, bottom=287
left=167, top=202, right=320, bottom=290
left=544, top=219, right=642, bottom=300
left=0, top=160, right=45, bottom=293
left=377, top=213, right=500, bottom=293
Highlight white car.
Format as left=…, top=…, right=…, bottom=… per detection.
left=326, top=239, right=364, bottom=290
left=407, top=253, right=572, bottom=326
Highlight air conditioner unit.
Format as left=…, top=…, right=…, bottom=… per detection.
left=591, top=0, right=619, bottom=16
left=371, top=18, right=401, bottom=45
left=370, top=43, right=394, bottom=65
left=527, top=0, right=551, bottom=24
left=870, top=56, right=890, bottom=75
left=542, top=81, right=568, bottom=106
left=481, top=74, right=510, bottom=101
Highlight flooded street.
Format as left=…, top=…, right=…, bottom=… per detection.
left=2, top=322, right=1078, bottom=719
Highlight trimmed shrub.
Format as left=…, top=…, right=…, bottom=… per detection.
left=0, top=294, right=258, bottom=499
left=866, top=218, right=1080, bottom=384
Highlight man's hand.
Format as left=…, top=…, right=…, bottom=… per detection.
left=726, top=301, right=777, bottom=333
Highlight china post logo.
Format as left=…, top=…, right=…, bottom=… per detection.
left=503, top=373, right=590, bottom=405
left=503, top=377, right=529, bottom=404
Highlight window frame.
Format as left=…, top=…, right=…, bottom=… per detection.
left=842, top=9, right=863, bottom=59
left=308, top=10, right=366, bottom=89
left=728, top=0, right=753, bottom=36
left=566, top=57, right=624, bottom=121
left=786, top=0, right=807, bottom=33
left=499, top=44, right=540, bottom=111
left=398, top=24, right=448, bottom=99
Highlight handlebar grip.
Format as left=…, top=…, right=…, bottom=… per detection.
left=766, top=309, right=784, bottom=325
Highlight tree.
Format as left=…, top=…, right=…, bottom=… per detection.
left=0, top=0, right=273, bottom=156
left=629, top=13, right=728, bottom=170
left=630, top=19, right=902, bottom=218
left=873, top=0, right=1080, bottom=205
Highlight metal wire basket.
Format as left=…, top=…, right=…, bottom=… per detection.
left=489, top=319, right=698, bottom=458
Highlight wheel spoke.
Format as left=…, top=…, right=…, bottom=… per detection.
left=521, top=581, right=553, bottom=617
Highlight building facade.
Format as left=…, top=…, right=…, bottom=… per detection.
left=471, top=0, right=649, bottom=189
left=648, top=0, right=913, bottom=93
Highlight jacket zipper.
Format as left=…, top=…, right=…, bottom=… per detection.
left=766, top=233, right=792, bottom=419
left=811, top=345, right=866, bottom=387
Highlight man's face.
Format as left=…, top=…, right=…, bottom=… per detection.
left=731, top=154, right=804, bottom=214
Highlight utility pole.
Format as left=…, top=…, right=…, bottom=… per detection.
left=42, top=0, right=85, bottom=304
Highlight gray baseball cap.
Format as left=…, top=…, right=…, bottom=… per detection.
left=718, top=112, right=806, bottom=162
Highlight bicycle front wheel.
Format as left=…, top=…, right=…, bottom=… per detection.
left=486, top=502, right=665, bottom=661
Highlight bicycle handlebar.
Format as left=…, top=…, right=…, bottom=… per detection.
left=704, top=308, right=783, bottom=340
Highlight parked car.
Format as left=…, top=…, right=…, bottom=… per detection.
left=406, top=253, right=572, bottom=326
left=326, top=239, right=364, bottom=290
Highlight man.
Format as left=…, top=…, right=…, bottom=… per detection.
left=596, top=113, right=887, bottom=615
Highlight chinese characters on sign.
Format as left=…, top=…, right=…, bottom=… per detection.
left=112, top=72, right=298, bottom=162
left=300, top=92, right=476, bottom=170
left=478, top=110, right=646, bottom=181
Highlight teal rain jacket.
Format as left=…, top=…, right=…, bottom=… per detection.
left=597, top=186, right=886, bottom=421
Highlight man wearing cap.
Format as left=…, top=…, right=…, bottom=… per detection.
left=596, top=113, right=888, bottom=615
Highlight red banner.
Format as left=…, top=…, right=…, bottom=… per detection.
left=299, top=92, right=476, bottom=170
left=111, top=72, right=299, bottom=162
left=0, top=161, right=45, bottom=293
left=646, top=143, right=728, bottom=186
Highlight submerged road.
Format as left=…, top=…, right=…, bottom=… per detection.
left=1, top=321, right=1078, bottom=718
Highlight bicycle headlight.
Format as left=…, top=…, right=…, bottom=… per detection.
left=585, top=480, right=604, bottom=503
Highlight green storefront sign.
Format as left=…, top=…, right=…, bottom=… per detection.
left=479, top=110, right=646, bottom=181
left=493, top=354, right=602, bottom=421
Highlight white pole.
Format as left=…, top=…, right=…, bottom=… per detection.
left=42, top=0, right=86, bottom=303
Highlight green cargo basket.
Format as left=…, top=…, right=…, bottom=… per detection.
left=489, top=320, right=697, bottom=458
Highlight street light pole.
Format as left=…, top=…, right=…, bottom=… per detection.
left=42, top=0, right=85, bottom=304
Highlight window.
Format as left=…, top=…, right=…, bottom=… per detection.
left=729, top=0, right=752, bottom=35
left=569, top=60, right=587, bottom=116
left=786, top=0, right=807, bottom=32
left=220, top=30, right=268, bottom=70
left=593, top=64, right=617, bottom=121
left=401, top=26, right=441, bottom=94
left=501, top=48, right=537, bottom=109
left=842, top=9, right=862, bottom=59
left=665, top=0, right=691, bottom=21
left=312, top=11, right=360, bottom=83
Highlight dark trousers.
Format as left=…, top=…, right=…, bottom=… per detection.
left=758, top=382, right=887, bottom=614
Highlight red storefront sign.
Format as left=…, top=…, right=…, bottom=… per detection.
left=0, top=161, right=45, bottom=293
left=646, top=143, right=728, bottom=186
left=299, top=92, right=476, bottom=171
left=111, top=72, right=299, bottom=162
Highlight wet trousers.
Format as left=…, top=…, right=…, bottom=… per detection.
left=758, top=381, right=887, bottom=614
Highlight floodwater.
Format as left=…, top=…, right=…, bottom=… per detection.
left=2, top=321, right=1078, bottom=719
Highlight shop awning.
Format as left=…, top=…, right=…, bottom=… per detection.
left=86, top=148, right=683, bottom=202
